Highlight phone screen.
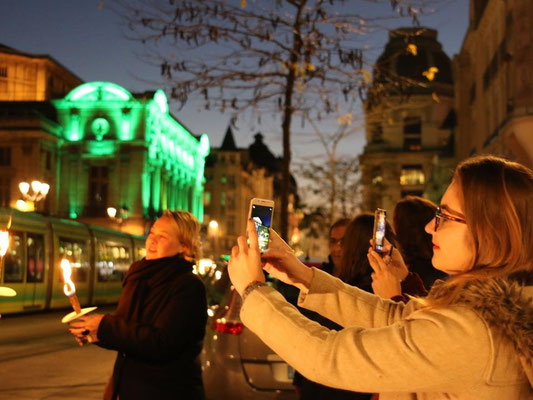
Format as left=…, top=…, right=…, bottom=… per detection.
left=251, top=204, right=273, bottom=252
left=373, top=209, right=386, bottom=253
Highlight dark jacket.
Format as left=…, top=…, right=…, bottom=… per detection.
left=97, top=254, right=207, bottom=400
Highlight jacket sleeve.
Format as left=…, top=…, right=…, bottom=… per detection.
left=242, top=285, right=492, bottom=393
left=298, top=268, right=408, bottom=328
left=96, top=275, right=207, bottom=362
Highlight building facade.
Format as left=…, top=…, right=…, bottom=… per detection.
left=453, top=0, right=533, bottom=167
left=52, top=82, right=209, bottom=235
left=360, top=28, right=456, bottom=213
left=0, top=44, right=82, bottom=101
left=0, top=47, right=209, bottom=236
left=203, top=128, right=296, bottom=257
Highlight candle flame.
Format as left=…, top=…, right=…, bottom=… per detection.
left=0, top=230, right=9, bottom=257
left=61, top=258, right=76, bottom=296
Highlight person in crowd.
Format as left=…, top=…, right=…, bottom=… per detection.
left=393, top=196, right=446, bottom=289
left=69, top=210, right=207, bottom=400
left=228, top=155, right=533, bottom=399
left=324, top=218, right=351, bottom=276
left=294, top=214, right=399, bottom=400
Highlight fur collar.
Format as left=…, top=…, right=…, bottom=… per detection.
left=429, top=278, right=533, bottom=385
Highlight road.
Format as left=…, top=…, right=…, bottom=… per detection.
left=0, top=306, right=117, bottom=400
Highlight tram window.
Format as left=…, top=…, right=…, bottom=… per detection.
left=135, top=244, right=146, bottom=261
left=59, top=238, right=89, bottom=282
left=96, top=242, right=131, bottom=282
left=4, top=231, right=23, bottom=283
left=27, top=234, right=45, bottom=283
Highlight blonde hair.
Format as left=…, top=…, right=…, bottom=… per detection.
left=425, top=155, right=533, bottom=307
left=161, top=210, right=201, bottom=261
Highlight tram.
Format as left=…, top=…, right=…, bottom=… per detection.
left=0, top=208, right=145, bottom=314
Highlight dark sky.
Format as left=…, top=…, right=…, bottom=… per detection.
left=0, top=0, right=468, bottom=157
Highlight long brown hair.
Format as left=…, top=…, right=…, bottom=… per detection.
left=393, top=196, right=437, bottom=265
left=426, top=155, right=533, bottom=306
left=338, top=213, right=397, bottom=288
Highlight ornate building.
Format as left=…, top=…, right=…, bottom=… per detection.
left=53, top=82, right=209, bottom=235
left=203, top=128, right=296, bottom=257
left=360, top=28, right=456, bottom=212
left=453, top=0, right=533, bottom=167
left=0, top=46, right=209, bottom=236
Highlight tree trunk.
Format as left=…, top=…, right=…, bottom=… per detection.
left=280, top=2, right=305, bottom=241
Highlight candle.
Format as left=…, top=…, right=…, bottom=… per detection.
left=60, top=258, right=81, bottom=314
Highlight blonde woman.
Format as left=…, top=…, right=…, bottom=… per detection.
left=228, top=155, right=533, bottom=399
left=69, top=211, right=207, bottom=400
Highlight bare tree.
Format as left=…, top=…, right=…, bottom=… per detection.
left=114, top=0, right=440, bottom=239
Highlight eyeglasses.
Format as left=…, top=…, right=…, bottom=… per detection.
left=329, top=237, right=343, bottom=246
left=434, top=207, right=467, bottom=231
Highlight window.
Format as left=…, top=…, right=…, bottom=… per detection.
left=469, top=83, right=476, bottom=105
left=370, top=124, right=383, bottom=143
left=204, top=191, right=211, bottom=206
left=0, top=67, right=7, bottom=78
left=221, top=192, right=226, bottom=207
left=3, top=232, right=23, bottom=283
left=45, top=151, right=52, bottom=170
left=87, top=166, right=109, bottom=217
left=27, top=234, right=45, bottom=283
left=227, top=174, right=236, bottom=188
left=401, top=190, right=424, bottom=198
left=226, top=192, right=235, bottom=209
left=96, top=242, right=131, bottom=282
left=227, top=216, right=235, bottom=235
left=0, top=176, right=10, bottom=207
left=220, top=175, right=227, bottom=184
left=59, top=238, right=89, bottom=283
left=400, top=165, right=425, bottom=186
left=403, top=117, right=422, bottom=151
left=0, top=147, right=11, bottom=166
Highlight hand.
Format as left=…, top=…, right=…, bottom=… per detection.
left=228, top=219, right=266, bottom=296
left=367, top=248, right=402, bottom=299
left=370, top=238, right=408, bottom=281
left=68, top=313, right=105, bottom=346
left=261, top=229, right=313, bottom=293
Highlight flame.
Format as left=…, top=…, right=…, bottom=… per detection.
left=0, top=230, right=9, bottom=257
left=61, top=258, right=76, bottom=296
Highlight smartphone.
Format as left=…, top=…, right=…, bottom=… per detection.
left=248, top=198, right=274, bottom=252
left=372, top=208, right=387, bottom=254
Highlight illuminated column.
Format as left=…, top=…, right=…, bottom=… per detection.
left=160, top=174, right=168, bottom=211
left=142, top=170, right=151, bottom=217
left=152, top=166, right=161, bottom=213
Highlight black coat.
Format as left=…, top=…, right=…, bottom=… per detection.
left=97, top=254, right=207, bottom=400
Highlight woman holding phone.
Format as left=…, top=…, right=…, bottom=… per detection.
left=228, top=155, right=533, bottom=400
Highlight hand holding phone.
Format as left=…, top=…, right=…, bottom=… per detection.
left=248, top=198, right=274, bottom=252
left=372, top=208, right=387, bottom=254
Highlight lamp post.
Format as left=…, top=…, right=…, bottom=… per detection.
left=107, top=206, right=129, bottom=229
left=18, top=180, right=50, bottom=212
left=208, top=220, right=219, bottom=259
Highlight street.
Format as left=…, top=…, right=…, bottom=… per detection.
left=0, top=306, right=117, bottom=400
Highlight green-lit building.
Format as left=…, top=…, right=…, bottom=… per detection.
left=0, top=79, right=209, bottom=236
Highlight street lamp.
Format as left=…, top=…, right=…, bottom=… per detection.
left=17, top=180, right=50, bottom=212
left=107, top=206, right=129, bottom=228
left=208, top=220, right=220, bottom=258
left=19, top=180, right=50, bottom=202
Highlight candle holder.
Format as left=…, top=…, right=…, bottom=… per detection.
left=59, top=258, right=97, bottom=324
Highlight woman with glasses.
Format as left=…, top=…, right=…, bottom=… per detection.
left=228, top=155, right=533, bottom=400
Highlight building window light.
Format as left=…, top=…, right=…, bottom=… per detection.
left=400, top=165, right=425, bottom=186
